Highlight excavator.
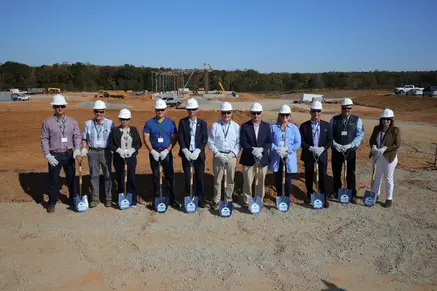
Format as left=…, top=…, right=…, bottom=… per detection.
left=204, top=63, right=226, bottom=95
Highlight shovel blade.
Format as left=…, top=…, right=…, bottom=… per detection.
left=311, top=193, right=325, bottom=210
left=363, top=189, right=377, bottom=207
left=218, top=201, right=233, bottom=217
left=276, top=195, right=290, bottom=212
left=73, top=196, right=88, bottom=213
left=154, top=196, right=169, bottom=213
left=249, top=197, right=262, bottom=216
left=184, top=196, right=198, bottom=214
left=118, top=193, right=130, bottom=210
left=337, top=188, right=353, bottom=204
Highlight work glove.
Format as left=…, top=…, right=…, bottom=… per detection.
left=45, top=154, right=59, bottom=167
left=371, top=145, right=378, bottom=155
left=150, top=150, right=160, bottom=161
left=378, top=146, right=387, bottom=155
left=190, top=148, right=201, bottom=161
left=276, top=147, right=288, bottom=158
left=215, top=152, right=228, bottom=164
left=252, top=147, right=263, bottom=160
left=182, top=148, right=192, bottom=161
left=73, top=148, right=82, bottom=159
left=125, top=148, right=135, bottom=158
left=309, top=146, right=316, bottom=153
left=81, top=148, right=88, bottom=156
left=226, top=152, right=236, bottom=160
left=332, top=141, right=342, bottom=152
left=343, top=143, right=353, bottom=151
left=116, top=148, right=125, bottom=158
left=159, top=149, right=169, bottom=161
left=314, top=146, right=325, bottom=157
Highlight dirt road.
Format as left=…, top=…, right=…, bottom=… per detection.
left=0, top=93, right=436, bottom=290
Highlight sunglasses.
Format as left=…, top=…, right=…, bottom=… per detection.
left=94, top=110, right=105, bottom=114
left=381, top=118, right=392, bottom=121
left=120, top=118, right=130, bottom=121
left=155, top=109, right=165, bottom=112
left=311, top=110, right=321, bottom=113
left=54, top=105, right=66, bottom=109
left=342, top=107, right=352, bottom=111
left=280, top=114, right=290, bottom=117
left=187, top=108, right=198, bottom=112
left=221, top=111, right=232, bottom=115
left=251, top=112, right=262, bottom=116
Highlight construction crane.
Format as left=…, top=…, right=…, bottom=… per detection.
left=204, top=63, right=226, bottom=95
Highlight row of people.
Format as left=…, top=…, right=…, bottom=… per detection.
left=40, top=94, right=400, bottom=213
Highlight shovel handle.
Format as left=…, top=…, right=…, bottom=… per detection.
left=370, top=161, right=377, bottom=188
left=255, top=164, right=259, bottom=186
left=223, top=164, right=228, bottom=189
left=189, top=163, right=193, bottom=198
left=315, top=162, right=319, bottom=193
left=282, top=158, right=286, bottom=197
left=79, top=161, right=82, bottom=197
left=124, top=159, right=127, bottom=196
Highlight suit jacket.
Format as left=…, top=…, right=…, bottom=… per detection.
left=369, top=125, right=401, bottom=163
left=178, top=117, right=208, bottom=161
left=239, top=120, right=272, bottom=167
left=108, top=126, right=142, bottom=156
left=299, top=120, right=333, bottom=163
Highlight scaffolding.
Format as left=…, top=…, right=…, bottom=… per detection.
left=151, top=69, right=199, bottom=93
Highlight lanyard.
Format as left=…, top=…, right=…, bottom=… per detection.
left=155, top=118, right=164, bottom=137
left=341, top=116, right=350, bottom=130
left=311, top=122, right=319, bottom=142
left=56, top=117, right=67, bottom=137
left=281, top=124, right=287, bottom=143
left=94, top=120, right=104, bottom=139
left=221, top=121, right=230, bottom=139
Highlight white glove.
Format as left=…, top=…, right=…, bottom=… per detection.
left=150, top=150, right=160, bottom=161
left=73, top=148, right=81, bottom=159
left=276, top=147, right=288, bottom=158
left=159, top=149, right=169, bottom=161
left=190, top=149, right=201, bottom=161
left=314, top=146, right=325, bottom=156
left=371, top=145, right=378, bottom=155
left=226, top=152, right=235, bottom=160
left=81, top=148, right=88, bottom=156
left=116, top=148, right=125, bottom=158
left=343, top=143, right=353, bottom=151
left=332, top=141, right=342, bottom=151
left=309, top=146, right=316, bottom=153
left=215, top=152, right=228, bottom=164
left=182, top=148, right=192, bottom=161
left=45, top=154, right=59, bottom=167
left=125, top=148, right=135, bottom=158
left=378, top=146, right=387, bottom=155
left=252, top=147, right=263, bottom=159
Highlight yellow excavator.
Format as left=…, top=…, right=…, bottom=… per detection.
left=47, top=88, right=61, bottom=94
left=204, top=63, right=226, bottom=95
left=95, top=90, right=127, bottom=98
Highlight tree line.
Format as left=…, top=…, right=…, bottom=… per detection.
left=1, top=61, right=436, bottom=92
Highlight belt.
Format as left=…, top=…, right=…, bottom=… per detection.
left=89, top=147, right=106, bottom=151
left=153, top=147, right=168, bottom=152
left=219, top=151, right=231, bottom=154
left=50, top=149, right=72, bottom=155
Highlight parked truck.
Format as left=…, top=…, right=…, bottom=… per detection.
left=394, top=85, right=424, bottom=95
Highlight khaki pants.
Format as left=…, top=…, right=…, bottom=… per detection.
left=243, top=164, right=268, bottom=203
left=213, top=156, right=236, bottom=203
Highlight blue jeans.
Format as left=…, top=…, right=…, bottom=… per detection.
left=47, top=152, right=77, bottom=205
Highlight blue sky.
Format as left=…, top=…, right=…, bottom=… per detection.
left=1, top=0, right=436, bottom=73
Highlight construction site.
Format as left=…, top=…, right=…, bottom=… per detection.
left=0, top=80, right=436, bottom=290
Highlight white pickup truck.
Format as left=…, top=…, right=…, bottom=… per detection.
left=394, top=85, right=424, bottom=95
left=12, top=94, right=31, bottom=101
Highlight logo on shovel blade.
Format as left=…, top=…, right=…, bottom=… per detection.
left=220, top=207, right=231, bottom=217
left=340, top=194, right=350, bottom=204
left=157, top=203, right=167, bottom=212
left=278, top=202, right=288, bottom=212
left=313, top=199, right=323, bottom=209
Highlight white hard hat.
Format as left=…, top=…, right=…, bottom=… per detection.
left=310, top=101, right=323, bottom=110
left=220, top=102, right=233, bottom=111
left=50, top=94, right=68, bottom=106
left=118, top=108, right=131, bottom=119
left=185, top=98, right=199, bottom=109
left=279, top=104, right=291, bottom=114
left=93, top=100, right=106, bottom=110
left=155, top=99, right=167, bottom=109
left=340, top=98, right=353, bottom=106
left=381, top=108, right=394, bottom=118
left=250, top=102, right=263, bottom=112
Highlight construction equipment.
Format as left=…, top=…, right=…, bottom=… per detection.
left=276, top=157, right=290, bottom=212
left=311, top=154, right=325, bottom=210
left=95, top=90, right=127, bottom=99
left=363, top=161, right=378, bottom=207
left=48, top=88, right=61, bottom=94
left=337, top=151, right=353, bottom=204
left=73, top=157, right=89, bottom=213
left=184, top=161, right=198, bottom=214
left=203, top=63, right=226, bottom=95
left=118, top=158, right=132, bottom=210
left=249, top=159, right=263, bottom=216
left=218, top=162, right=233, bottom=217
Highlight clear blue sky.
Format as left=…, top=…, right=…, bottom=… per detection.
left=1, top=0, right=436, bottom=73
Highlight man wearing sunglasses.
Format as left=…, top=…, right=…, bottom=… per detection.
left=299, top=101, right=333, bottom=207
left=143, top=99, right=180, bottom=208
left=40, top=94, right=82, bottom=213
left=240, top=102, right=272, bottom=207
left=81, top=100, right=115, bottom=208
left=329, top=98, right=364, bottom=204
left=178, top=98, right=208, bottom=208
left=207, top=102, right=240, bottom=210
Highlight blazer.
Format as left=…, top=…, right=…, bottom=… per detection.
left=108, top=126, right=142, bottom=156
left=178, top=117, right=208, bottom=161
left=239, top=120, right=272, bottom=167
left=369, top=125, right=401, bottom=163
left=299, top=119, right=333, bottom=163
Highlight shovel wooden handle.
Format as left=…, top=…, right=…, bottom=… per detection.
left=159, top=164, right=162, bottom=185
left=255, top=164, right=259, bottom=186
left=370, top=161, right=377, bottom=188
left=315, top=162, right=319, bottom=193
left=223, top=164, right=228, bottom=189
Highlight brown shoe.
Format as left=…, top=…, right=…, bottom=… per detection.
left=90, top=200, right=99, bottom=208
left=46, top=204, right=55, bottom=213
left=211, top=201, right=218, bottom=210
left=324, top=200, right=330, bottom=208
left=105, top=200, right=112, bottom=207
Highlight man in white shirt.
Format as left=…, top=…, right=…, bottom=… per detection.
left=207, top=102, right=240, bottom=210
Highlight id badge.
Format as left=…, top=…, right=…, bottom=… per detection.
left=341, top=131, right=347, bottom=136
left=157, top=137, right=164, bottom=143
left=61, top=137, right=68, bottom=143
left=96, top=140, right=102, bottom=146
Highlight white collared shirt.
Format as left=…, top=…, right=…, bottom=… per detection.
left=208, top=120, right=240, bottom=157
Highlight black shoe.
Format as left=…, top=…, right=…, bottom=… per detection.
left=198, top=200, right=206, bottom=208
left=383, top=200, right=392, bottom=208
left=350, top=197, right=357, bottom=204
left=211, top=201, right=218, bottom=210
left=46, top=204, right=55, bottom=213
left=324, top=200, right=330, bottom=208
left=170, top=200, right=181, bottom=209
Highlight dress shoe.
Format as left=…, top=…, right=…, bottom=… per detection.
left=90, top=200, right=99, bottom=208
left=46, top=204, right=55, bottom=213
left=211, top=201, right=218, bottom=210
left=105, top=200, right=112, bottom=207
left=170, top=200, right=181, bottom=209
left=383, top=200, right=392, bottom=208
left=324, top=200, right=330, bottom=208
left=350, top=197, right=357, bottom=204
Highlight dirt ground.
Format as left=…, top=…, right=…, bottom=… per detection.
left=0, top=92, right=436, bottom=291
